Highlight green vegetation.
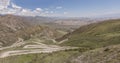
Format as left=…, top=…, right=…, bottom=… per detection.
left=0, top=50, right=81, bottom=63
left=0, top=15, right=66, bottom=47
left=60, top=20, right=120, bottom=49
left=1, top=17, right=120, bottom=63
left=72, top=44, right=120, bottom=63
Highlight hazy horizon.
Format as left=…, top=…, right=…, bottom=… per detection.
left=0, top=0, right=120, bottom=17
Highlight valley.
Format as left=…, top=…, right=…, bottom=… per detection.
left=0, top=15, right=120, bottom=63
left=0, top=39, right=78, bottom=58
left=0, top=0, right=120, bottom=63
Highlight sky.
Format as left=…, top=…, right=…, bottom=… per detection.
left=0, top=0, right=120, bottom=17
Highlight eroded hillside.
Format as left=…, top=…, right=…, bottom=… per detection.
left=0, top=15, right=64, bottom=47
left=0, top=16, right=120, bottom=63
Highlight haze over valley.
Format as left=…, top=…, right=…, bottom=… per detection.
left=0, top=0, right=120, bottom=63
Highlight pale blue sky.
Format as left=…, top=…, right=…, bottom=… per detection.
left=12, top=0, right=120, bottom=17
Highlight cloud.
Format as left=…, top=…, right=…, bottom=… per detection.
left=63, top=12, right=68, bottom=14
left=35, top=8, right=43, bottom=12
left=0, top=0, right=10, bottom=9
left=56, top=6, right=62, bottom=9
left=50, top=11, right=54, bottom=13
left=0, top=0, right=65, bottom=17
left=0, top=0, right=45, bottom=16
left=11, top=3, right=22, bottom=9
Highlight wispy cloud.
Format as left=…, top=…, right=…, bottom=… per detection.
left=0, top=0, right=10, bottom=9
left=0, top=0, right=66, bottom=17
left=56, top=6, right=62, bottom=9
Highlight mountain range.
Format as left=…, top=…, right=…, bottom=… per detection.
left=0, top=15, right=120, bottom=63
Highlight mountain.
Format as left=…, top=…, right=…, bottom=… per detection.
left=0, top=14, right=31, bottom=30
left=0, top=15, right=62, bottom=47
left=21, top=16, right=99, bottom=32
left=58, top=19, right=120, bottom=49
left=0, top=15, right=120, bottom=63
left=0, top=15, right=30, bottom=47
left=97, top=13, right=120, bottom=19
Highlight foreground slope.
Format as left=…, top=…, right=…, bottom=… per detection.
left=58, top=19, right=120, bottom=48
left=72, top=44, right=120, bottom=63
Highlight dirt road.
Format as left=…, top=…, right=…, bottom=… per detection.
left=0, top=44, right=78, bottom=58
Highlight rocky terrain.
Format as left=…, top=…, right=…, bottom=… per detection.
left=0, top=15, right=64, bottom=47
left=0, top=15, right=120, bottom=63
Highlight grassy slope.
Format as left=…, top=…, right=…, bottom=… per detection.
left=60, top=19, right=120, bottom=49
left=1, top=19, right=120, bottom=63
left=72, top=44, right=120, bottom=63
left=0, top=50, right=81, bottom=63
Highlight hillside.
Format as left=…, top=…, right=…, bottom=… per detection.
left=0, top=17, right=120, bottom=63
left=2, top=44, right=118, bottom=63
left=0, top=15, right=63, bottom=47
left=72, top=44, right=120, bottom=63
left=0, top=15, right=30, bottom=47
left=58, top=19, right=120, bottom=49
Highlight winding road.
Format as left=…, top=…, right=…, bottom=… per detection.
left=0, top=42, right=78, bottom=58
